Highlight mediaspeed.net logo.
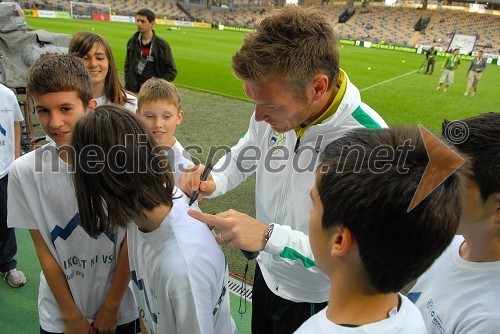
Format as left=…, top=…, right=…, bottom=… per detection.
left=408, top=123, right=466, bottom=212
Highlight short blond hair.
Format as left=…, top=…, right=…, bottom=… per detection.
left=232, top=5, right=339, bottom=99
left=137, top=78, right=182, bottom=113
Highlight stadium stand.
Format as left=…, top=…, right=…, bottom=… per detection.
left=15, top=0, right=500, bottom=53
left=331, top=5, right=429, bottom=46
left=417, top=9, right=499, bottom=52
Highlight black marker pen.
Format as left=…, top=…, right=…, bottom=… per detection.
left=188, top=163, right=213, bottom=207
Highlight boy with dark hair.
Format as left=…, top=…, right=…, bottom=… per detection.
left=7, top=54, right=138, bottom=333
left=72, top=105, right=236, bottom=333
left=296, top=127, right=466, bottom=333
left=409, top=112, right=500, bottom=332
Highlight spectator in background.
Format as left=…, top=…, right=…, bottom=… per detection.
left=464, top=50, right=487, bottom=96
left=125, top=9, right=177, bottom=93
left=70, top=31, right=137, bottom=112
left=0, top=84, right=26, bottom=288
left=424, top=46, right=437, bottom=75
left=436, top=48, right=461, bottom=92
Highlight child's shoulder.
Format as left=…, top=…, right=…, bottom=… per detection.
left=168, top=192, right=223, bottom=255
left=169, top=191, right=207, bottom=232
left=11, top=143, right=62, bottom=175
left=0, top=84, right=14, bottom=95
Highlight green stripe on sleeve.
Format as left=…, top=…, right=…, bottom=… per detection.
left=352, top=106, right=383, bottom=129
left=279, top=247, right=316, bottom=268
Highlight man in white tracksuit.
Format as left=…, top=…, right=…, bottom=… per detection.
left=182, top=6, right=387, bottom=334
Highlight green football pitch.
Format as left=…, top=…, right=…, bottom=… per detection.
left=24, top=17, right=499, bottom=128
left=1, top=17, right=498, bottom=333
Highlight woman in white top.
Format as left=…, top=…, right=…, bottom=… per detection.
left=69, top=31, right=137, bottom=112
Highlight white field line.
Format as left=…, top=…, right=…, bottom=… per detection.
left=360, top=61, right=444, bottom=92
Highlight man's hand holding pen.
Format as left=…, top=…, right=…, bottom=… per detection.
left=180, top=164, right=266, bottom=259
left=179, top=163, right=217, bottom=203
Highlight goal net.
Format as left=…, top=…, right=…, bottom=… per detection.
left=70, top=1, right=111, bottom=20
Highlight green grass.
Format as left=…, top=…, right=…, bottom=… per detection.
left=1, top=229, right=254, bottom=333
left=3, top=17, right=499, bottom=333
left=26, top=18, right=500, bottom=132
left=27, top=18, right=247, bottom=99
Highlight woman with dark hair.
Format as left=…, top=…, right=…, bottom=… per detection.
left=69, top=31, right=137, bottom=112
left=72, top=105, right=236, bottom=334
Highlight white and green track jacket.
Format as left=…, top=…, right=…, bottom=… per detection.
left=210, top=72, right=388, bottom=303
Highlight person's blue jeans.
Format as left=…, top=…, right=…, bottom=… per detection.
left=0, top=175, right=18, bottom=273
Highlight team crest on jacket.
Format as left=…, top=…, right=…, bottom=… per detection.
left=268, top=131, right=286, bottom=152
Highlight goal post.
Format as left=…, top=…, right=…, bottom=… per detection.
left=70, top=1, right=111, bottom=20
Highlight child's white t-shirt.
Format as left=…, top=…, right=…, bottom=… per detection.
left=0, top=84, right=24, bottom=178
left=408, top=235, right=500, bottom=333
left=94, top=92, right=137, bottom=113
left=7, top=143, right=138, bottom=332
left=168, top=139, right=193, bottom=187
left=128, top=189, right=237, bottom=334
left=295, top=294, right=426, bottom=333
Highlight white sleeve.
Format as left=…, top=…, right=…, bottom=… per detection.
left=264, top=224, right=323, bottom=274
left=7, top=163, right=37, bottom=229
left=209, top=114, right=259, bottom=198
left=124, top=93, right=138, bottom=113
left=9, top=90, right=24, bottom=122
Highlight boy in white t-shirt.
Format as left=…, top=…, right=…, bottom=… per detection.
left=136, top=77, right=192, bottom=187
left=71, top=105, right=236, bottom=334
left=408, top=113, right=500, bottom=333
left=0, top=83, right=26, bottom=288
left=7, top=54, right=138, bottom=333
left=296, top=127, right=467, bottom=333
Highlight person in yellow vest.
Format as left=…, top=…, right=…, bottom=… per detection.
left=436, top=48, right=461, bottom=92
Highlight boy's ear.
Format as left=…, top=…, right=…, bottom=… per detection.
left=330, top=225, right=353, bottom=257
left=177, top=110, right=184, bottom=125
left=136, top=108, right=140, bottom=116
left=87, top=99, right=97, bottom=111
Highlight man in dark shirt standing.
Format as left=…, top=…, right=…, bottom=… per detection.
left=125, top=9, right=177, bottom=93
left=424, top=46, right=437, bottom=75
